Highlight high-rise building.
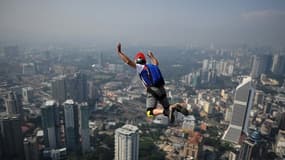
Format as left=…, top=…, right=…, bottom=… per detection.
left=22, top=87, right=34, bottom=104
left=24, top=137, right=40, bottom=160
left=0, top=114, right=24, bottom=160
left=63, top=100, right=79, bottom=153
left=278, top=112, right=285, bottom=131
left=5, top=91, right=22, bottom=116
left=238, top=130, right=265, bottom=160
left=41, top=100, right=62, bottom=149
left=263, top=97, right=273, bottom=114
left=275, top=130, right=285, bottom=158
left=43, top=148, right=67, bottom=160
left=52, top=73, right=88, bottom=103
left=87, top=81, right=99, bottom=100
left=253, top=90, right=264, bottom=108
left=222, top=77, right=255, bottom=144
left=250, top=55, right=272, bottom=79
left=72, top=72, right=87, bottom=102
left=22, top=63, right=36, bottom=75
left=202, top=59, right=209, bottom=72
left=271, top=54, right=285, bottom=75
left=224, top=105, right=233, bottom=122
left=182, top=115, right=196, bottom=131
left=51, top=75, right=67, bottom=104
left=78, top=102, right=90, bottom=153
left=65, top=72, right=87, bottom=102
left=115, top=124, right=139, bottom=160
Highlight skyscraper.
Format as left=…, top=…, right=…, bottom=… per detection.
left=250, top=55, right=272, bottom=79
left=253, top=90, right=264, bottom=108
left=271, top=54, right=285, bottom=75
left=63, top=100, right=79, bottom=153
left=0, top=114, right=24, bottom=160
left=22, top=87, right=34, bottom=104
left=5, top=91, right=22, bottom=116
left=43, top=148, right=67, bottom=160
left=238, top=130, right=265, bottom=160
left=222, top=77, right=255, bottom=144
left=275, top=130, right=285, bottom=157
left=72, top=72, right=87, bottom=102
left=78, top=102, right=90, bottom=153
left=51, top=75, right=67, bottom=104
left=24, top=137, right=40, bottom=160
left=115, top=124, right=139, bottom=160
left=52, top=73, right=88, bottom=103
left=41, top=100, right=62, bottom=149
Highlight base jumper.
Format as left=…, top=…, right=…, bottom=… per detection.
left=116, top=43, right=188, bottom=123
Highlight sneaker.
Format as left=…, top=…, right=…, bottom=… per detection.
left=168, top=106, right=175, bottom=123
left=175, top=104, right=189, bottom=116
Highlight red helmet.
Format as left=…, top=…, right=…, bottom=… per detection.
left=134, top=52, right=146, bottom=64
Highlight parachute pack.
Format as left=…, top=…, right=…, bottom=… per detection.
left=145, top=64, right=165, bottom=87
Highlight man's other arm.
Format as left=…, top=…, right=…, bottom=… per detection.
left=147, top=51, right=159, bottom=65
left=116, top=43, right=136, bottom=68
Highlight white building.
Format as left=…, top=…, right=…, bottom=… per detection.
left=182, top=115, right=196, bottom=131
left=22, top=87, right=33, bottom=104
left=115, top=124, right=139, bottom=160
left=222, top=77, right=255, bottom=144
left=276, top=130, right=285, bottom=157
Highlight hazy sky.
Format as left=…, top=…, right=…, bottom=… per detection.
left=1, top=0, right=285, bottom=47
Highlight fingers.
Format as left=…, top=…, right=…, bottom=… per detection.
left=147, top=51, right=153, bottom=57
left=117, top=43, right=121, bottom=53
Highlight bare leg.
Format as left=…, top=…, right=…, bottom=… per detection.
left=172, top=103, right=189, bottom=115
left=152, top=108, right=164, bottom=116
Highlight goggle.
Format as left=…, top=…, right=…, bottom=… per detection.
left=135, top=58, right=146, bottom=64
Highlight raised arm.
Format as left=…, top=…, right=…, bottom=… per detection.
left=147, top=51, right=159, bottom=65
left=116, top=43, right=136, bottom=68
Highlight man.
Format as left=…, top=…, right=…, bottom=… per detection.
left=116, top=43, right=188, bottom=123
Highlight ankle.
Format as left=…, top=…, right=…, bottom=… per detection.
left=163, top=109, right=169, bottom=116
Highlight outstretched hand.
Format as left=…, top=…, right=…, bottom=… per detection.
left=147, top=51, right=154, bottom=58
left=117, top=43, right=121, bottom=53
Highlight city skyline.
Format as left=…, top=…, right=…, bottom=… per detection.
left=1, top=1, right=285, bottom=158
left=0, top=0, right=285, bottom=48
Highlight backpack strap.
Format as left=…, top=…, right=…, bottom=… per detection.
left=139, top=65, right=153, bottom=87
left=145, top=64, right=153, bottom=83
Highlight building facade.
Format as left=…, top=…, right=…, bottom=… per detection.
left=63, top=100, right=79, bottom=153
left=5, top=91, right=22, bottom=116
left=78, top=102, right=90, bottom=153
left=115, top=124, right=139, bottom=160
left=222, top=77, right=255, bottom=144
left=24, top=137, right=40, bottom=160
left=41, top=100, right=62, bottom=149
left=0, top=114, right=24, bottom=160
left=238, top=130, right=265, bottom=160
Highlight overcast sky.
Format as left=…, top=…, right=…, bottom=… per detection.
left=1, top=0, right=285, bottom=47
